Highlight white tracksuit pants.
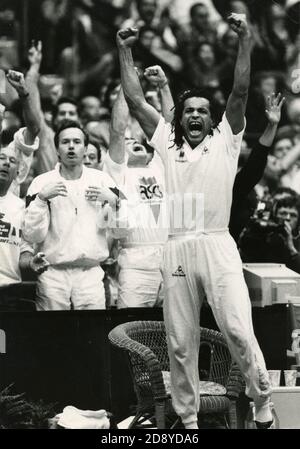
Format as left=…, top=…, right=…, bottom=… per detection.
left=162, top=231, right=271, bottom=427
left=36, top=265, right=105, bottom=310
left=117, top=245, right=164, bottom=308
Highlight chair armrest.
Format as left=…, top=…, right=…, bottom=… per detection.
left=108, top=323, right=168, bottom=401
left=225, top=363, right=245, bottom=400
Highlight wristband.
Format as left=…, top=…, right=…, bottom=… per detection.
left=159, top=80, right=168, bottom=89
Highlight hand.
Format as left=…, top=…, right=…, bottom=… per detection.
left=265, top=92, right=285, bottom=126
left=228, top=13, right=250, bottom=38
left=30, top=252, right=50, bottom=274
left=28, top=40, right=42, bottom=67
left=38, top=181, right=67, bottom=201
left=85, top=185, right=117, bottom=206
left=6, top=70, right=28, bottom=97
left=116, top=28, right=139, bottom=49
left=283, top=221, right=297, bottom=253
left=50, top=83, right=63, bottom=104
left=144, top=66, right=168, bottom=89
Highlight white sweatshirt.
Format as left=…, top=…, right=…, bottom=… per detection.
left=0, top=192, right=33, bottom=286
left=22, top=165, right=130, bottom=267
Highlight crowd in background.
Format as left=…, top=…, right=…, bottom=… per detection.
left=0, top=0, right=300, bottom=308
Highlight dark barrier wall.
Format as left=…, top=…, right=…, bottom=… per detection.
left=0, top=305, right=289, bottom=421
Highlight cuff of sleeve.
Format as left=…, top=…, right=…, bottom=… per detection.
left=14, top=127, right=40, bottom=156
left=35, top=195, right=48, bottom=207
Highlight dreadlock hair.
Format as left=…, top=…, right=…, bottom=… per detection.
left=170, top=88, right=223, bottom=150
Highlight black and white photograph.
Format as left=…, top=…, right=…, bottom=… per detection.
left=0, top=0, right=300, bottom=434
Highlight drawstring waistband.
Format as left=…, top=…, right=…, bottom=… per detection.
left=168, top=228, right=228, bottom=241
left=122, top=242, right=165, bottom=249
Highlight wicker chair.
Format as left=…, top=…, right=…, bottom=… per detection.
left=108, top=320, right=244, bottom=429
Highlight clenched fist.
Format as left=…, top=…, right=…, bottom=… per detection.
left=144, top=66, right=168, bottom=89
left=116, top=28, right=139, bottom=48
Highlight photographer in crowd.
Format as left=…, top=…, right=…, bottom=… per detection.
left=239, top=193, right=300, bottom=274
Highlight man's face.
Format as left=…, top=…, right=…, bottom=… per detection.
left=140, top=30, right=155, bottom=50
left=138, top=0, right=157, bottom=24
left=192, top=5, right=209, bottom=30
left=85, top=121, right=109, bottom=150
left=0, top=146, right=18, bottom=188
left=83, top=143, right=100, bottom=169
left=81, top=97, right=101, bottom=121
left=54, top=102, right=78, bottom=127
left=125, top=138, right=148, bottom=166
left=57, top=127, right=86, bottom=168
left=198, top=44, right=215, bottom=67
left=180, top=97, right=213, bottom=148
left=260, top=76, right=276, bottom=98
left=274, top=138, right=292, bottom=159
left=276, top=206, right=299, bottom=231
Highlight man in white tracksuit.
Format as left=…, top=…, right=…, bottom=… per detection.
left=105, top=87, right=167, bottom=308
left=22, top=121, right=129, bottom=311
left=117, top=14, right=273, bottom=429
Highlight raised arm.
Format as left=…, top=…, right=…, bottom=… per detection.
left=6, top=70, right=41, bottom=145
left=259, top=93, right=285, bottom=147
left=144, top=65, right=174, bottom=123
left=25, top=41, right=44, bottom=122
left=233, top=92, right=285, bottom=199
left=26, top=41, right=59, bottom=173
left=109, top=87, right=129, bottom=164
left=226, top=13, right=251, bottom=134
left=116, top=28, right=160, bottom=140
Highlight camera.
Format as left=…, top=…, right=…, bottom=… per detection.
left=248, top=200, right=286, bottom=235
left=249, top=218, right=285, bottom=235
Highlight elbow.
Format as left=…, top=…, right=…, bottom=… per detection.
left=22, top=230, right=44, bottom=245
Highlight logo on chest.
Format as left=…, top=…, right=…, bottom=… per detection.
left=138, top=176, right=164, bottom=201
left=175, top=146, right=210, bottom=162
left=0, top=212, right=21, bottom=243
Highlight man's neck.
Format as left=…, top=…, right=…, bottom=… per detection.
left=59, top=164, right=83, bottom=180
left=0, top=183, right=9, bottom=197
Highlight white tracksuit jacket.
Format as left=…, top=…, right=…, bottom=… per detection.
left=22, top=165, right=130, bottom=267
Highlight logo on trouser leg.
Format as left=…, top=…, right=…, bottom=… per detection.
left=172, top=265, right=186, bottom=277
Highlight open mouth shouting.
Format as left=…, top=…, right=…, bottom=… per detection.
left=132, top=144, right=146, bottom=154
left=188, top=121, right=203, bottom=137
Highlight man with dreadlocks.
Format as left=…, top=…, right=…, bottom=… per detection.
left=117, top=13, right=273, bottom=430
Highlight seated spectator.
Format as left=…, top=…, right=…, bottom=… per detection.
left=256, top=2, right=293, bottom=72
left=239, top=194, right=300, bottom=274
left=264, top=134, right=300, bottom=193
left=246, top=72, right=286, bottom=141
left=186, top=41, right=220, bottom=90
left=83, top=140, right=103, bottom=170
left=181, top=2, right=220, bottom=49
left=79, top=95, right=101, bottom=125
